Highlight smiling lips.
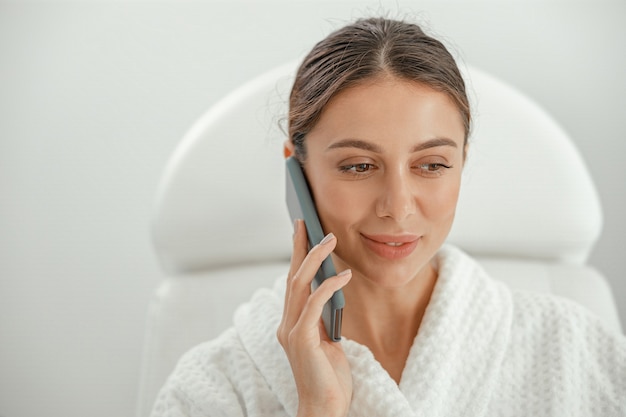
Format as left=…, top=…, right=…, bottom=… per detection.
left=360, top=233, right=420, bottom=260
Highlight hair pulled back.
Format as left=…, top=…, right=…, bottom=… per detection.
left=288, top=17, right=470, bottom=160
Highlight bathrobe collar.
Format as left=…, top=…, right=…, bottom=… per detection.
left=234, top=245, right=513, bottom=417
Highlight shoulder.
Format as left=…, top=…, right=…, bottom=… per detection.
left=437, top=244, right=625, bottom=351
left=151, top=280, right=290, bottom=417
left=150, top=328, right=249, bottom=417
left=509, top=288, right=624, bottom=346
left=503, top=289, right=626, bottom=411
left=511, top=289, right=626, bottom=364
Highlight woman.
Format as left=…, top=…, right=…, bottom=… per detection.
left=152, top=17, right=625, bottom=417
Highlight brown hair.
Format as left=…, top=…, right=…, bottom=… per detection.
left=288, top=17, right=470, bottom=160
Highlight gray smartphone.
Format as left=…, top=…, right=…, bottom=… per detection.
left=285, top=156, right=345, bottom=341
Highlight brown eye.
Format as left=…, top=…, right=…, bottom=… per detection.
left=339, top=163, right=377, bottom=176
left=415, top=162, right=452, bottom=177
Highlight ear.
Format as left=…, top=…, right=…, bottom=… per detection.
left=283, top=139, right=295, bottom=159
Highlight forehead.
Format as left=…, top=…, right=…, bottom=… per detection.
left=308, top=77, right=466, bottom=149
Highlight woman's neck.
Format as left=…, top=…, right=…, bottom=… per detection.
left=340, top=263, right=438, bottom=383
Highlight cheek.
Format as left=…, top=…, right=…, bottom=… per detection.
left=313, top=181, right=372, bottom=232
left=421, top=179, right=462, bottom=224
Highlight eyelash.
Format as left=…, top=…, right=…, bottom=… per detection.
left=339, top=163, right=453, bottom=178
left=417, top=163, right=453, bottom=176
left=339, top=163, right=375, bottom=174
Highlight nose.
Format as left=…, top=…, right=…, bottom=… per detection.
left=375, top=169, right=417, bottom=221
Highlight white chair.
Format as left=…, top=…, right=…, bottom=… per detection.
left=136, top=61, right=622, bottom=417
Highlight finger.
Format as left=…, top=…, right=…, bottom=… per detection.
left=279, top=220, right=319, bottom=341
left=292, top=269, right=352, bottom=344
left=288, top=232, right=336, bottom=307
left=282, top=219, right=308, bottom=321
left=287, top=219, right=308, bottom=280
left=282, top=232, right=337, bottom=333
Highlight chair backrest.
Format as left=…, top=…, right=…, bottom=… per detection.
left=138, top=61, right=620, bottom=417
left=151, top=60, right=603, bottom=274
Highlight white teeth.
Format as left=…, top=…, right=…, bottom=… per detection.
left=385, top=242, right=404, bottom=247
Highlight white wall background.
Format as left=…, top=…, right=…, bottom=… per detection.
left=0, top=1, right=624, bottom=416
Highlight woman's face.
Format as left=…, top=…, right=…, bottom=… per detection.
left=302, top=76, right=466, bottom=288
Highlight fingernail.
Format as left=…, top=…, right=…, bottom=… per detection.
left=337, top=269, right=351, bottom=278
left=319, top=233, right=335, bottom=246
left=292, top=219, right=300, bottom=239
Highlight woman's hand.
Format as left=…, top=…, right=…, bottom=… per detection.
left=277, top=219, right=353, bottom=417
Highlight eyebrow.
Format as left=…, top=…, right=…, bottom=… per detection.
left=326, top=137, right=458, bottom=153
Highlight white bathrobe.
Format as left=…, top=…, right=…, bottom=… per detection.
left=151, top=245, right=626, bottom=417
